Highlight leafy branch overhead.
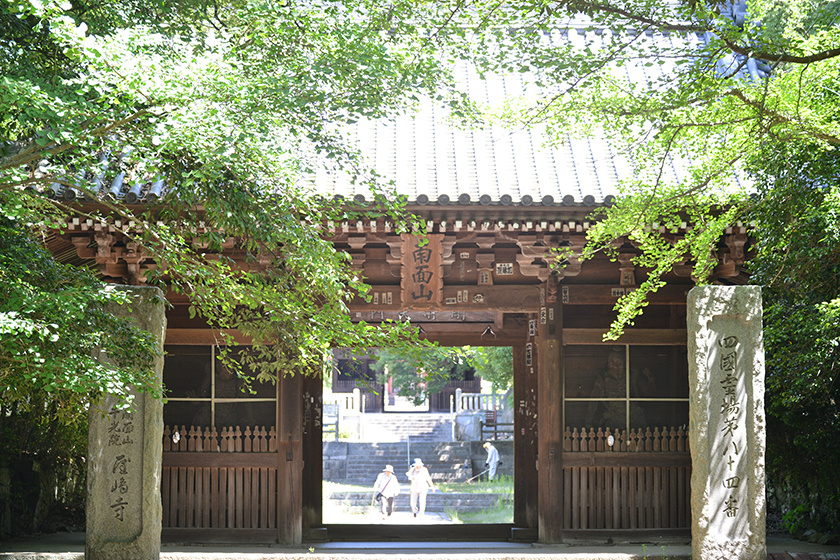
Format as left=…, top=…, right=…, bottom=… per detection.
left=452, top=0, right=840, bottom=336
left=1, top=0, right=476, bottom=398
left=369, top=346, right=513, bottom=406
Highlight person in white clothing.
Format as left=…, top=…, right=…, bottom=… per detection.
left=483, top=441, right=501, bottom=481
left=405, top=458, right=435, bottom=517
left=372, top=464, right=400, bottom=519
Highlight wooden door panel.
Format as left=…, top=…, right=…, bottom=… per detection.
left=162, top=425, right=277, bottom=530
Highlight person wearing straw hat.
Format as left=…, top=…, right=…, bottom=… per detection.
left=372, top=464, right=400, bottom=520
left=483, top=441, right=501, bottom=481
left=406, top=458, right=435, bottom=518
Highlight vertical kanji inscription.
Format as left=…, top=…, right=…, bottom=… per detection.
left=401, top=234, right=442, bottom=309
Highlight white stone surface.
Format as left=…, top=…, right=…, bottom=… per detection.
left=688, top=286, right=765, bottom=560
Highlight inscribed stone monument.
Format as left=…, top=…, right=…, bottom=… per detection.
left=87, top=286, right=165, bottom=560
left=688, top=285, right=765, bottom=560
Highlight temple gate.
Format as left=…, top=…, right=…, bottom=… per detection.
left=48, top=207, right=748, bottom=544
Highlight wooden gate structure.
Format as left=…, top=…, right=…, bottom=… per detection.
left=48, top=208, right=747, bottom=544
left=42, top=44, right=750, bottom=547
left=46, top=169, right=750, bottom=545
left=562, top=427, right=690, bottom=531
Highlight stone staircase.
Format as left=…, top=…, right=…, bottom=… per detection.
left=328, top=490, right=510, bottom=514
left=358, top=412, right=453, bottom=442
left=325, top=441, right=474, bottom=485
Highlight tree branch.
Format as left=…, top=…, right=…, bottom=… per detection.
left=720, top=36, right=840, bottom=65
left=0, top=109, right=152, bottom=172
left=553, top=0, right=709, bottom=33
left=728, top=88, right=840, bottom=145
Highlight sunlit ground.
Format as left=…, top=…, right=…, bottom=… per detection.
left=322, top=477, right=513, bottom=524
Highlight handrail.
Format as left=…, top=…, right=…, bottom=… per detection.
left=452, top=389, right=505, bottom=413
left=163, top=425, right=277, bottom=453
left=563, top=425, right=689, bottom=453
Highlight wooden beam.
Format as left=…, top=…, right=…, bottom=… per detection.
left=161, top=528, right=276, bottom=544
left=277, top=373, right=303, bottom=545
left=162, top=452, right=276, bottom=468
left=349, top=310, right=497, bottom=323
left=563, top=329, right=687, bottom=345
left=513, top=341, right=539, bottom=530
left=562, top=452, right=691, bottom=468
left=560, top=284, right=691, bottom=305
left=347, top=282, right=691, bottom=315
left=164, top=329, right=251, bottom=345
left=349, top=284, right=542, bottom=313
left=301, top=375, right=323, bottom=534
left=537, top=292, right=563, bottom=543
left=561, top=528, right=689, bottom=542
left=419, top=332, right=526, bottom=346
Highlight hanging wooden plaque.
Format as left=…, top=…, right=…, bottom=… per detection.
left=401, top=233, right=442, bottom=309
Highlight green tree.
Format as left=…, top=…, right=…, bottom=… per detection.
left=370, top=346, right=473, bottom=406
left=454, top=0, right=840, bottom=336
left=468, top=346, right=513, bottom=393
left=0, top=218, right=160, bottom=533
left=0, top=0, right=475, bottom=394
left=748, top=140, right=840, bottom=532
left=369, top=346, right=512, bottom=405
left=0, top=0, right=464, bottom=532
left=451, top=0, right=840, bottom=531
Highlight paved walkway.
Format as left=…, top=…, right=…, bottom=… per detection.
left=324, top=510, right=453, bottom=524
left=2, top=532, right=840, bottom=560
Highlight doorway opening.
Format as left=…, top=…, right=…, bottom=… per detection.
left=321, top=345, right=514, bottom=526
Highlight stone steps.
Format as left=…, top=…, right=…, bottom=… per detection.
left=328, top=442, right=474, bottom=485
left=328, top=491, right=510, bottom=514
left=358, top=413, right=453, bottom=442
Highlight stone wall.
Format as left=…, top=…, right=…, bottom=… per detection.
left=323, top=442, right=348, bottom=482
left=453, top=412, right=482, bottom=441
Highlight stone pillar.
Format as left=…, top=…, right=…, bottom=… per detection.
left=688, top=286, right=765, bottom=560
left=86, top=286, right=166, bottom=560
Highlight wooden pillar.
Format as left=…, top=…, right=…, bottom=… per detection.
left=301, top=374, right=323, bottom=538
left=514, top=339, right=539, bottom=530
left=277, top=373, right=303, bottom=545
left=537, top=286, right=563, bottom=543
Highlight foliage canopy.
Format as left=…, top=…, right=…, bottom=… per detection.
left=369, top=346, right=513, bottom=406
left=748, top=140, right=840, bottom=531
left=0, top=0, right=462, bottom=531
left=453, top=0, right=840, bottom=531
left=450, top=0, right=840, bottom=338
left=0, top=0, right=477, bottom=404
left=4, top=0, right=840, bottom=534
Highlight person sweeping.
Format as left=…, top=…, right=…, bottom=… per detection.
left=483, top=441, right=501, bottom=481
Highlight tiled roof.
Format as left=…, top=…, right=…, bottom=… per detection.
left=36, top=26, right=756, bottom=207
left=304, top=56, right=631, bottom=207
left=303, top=26, right=758, bottom=208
